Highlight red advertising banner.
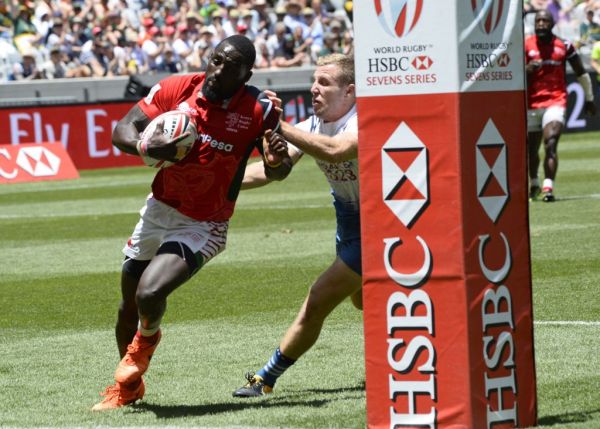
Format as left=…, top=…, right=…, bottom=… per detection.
left=0, top=103, right=140, bottom=170
left=355, top=1, right=536, bottom=428
left=0, top=142, right=79, bottom=183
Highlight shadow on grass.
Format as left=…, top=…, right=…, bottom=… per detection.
left=133, top=382, right=365, bottom=419
left=537, top=408, right=600, bottom=427
left=134, top=398, right=329, bottom=418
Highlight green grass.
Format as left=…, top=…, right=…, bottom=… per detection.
left=1, top=133, right=599, bottom=428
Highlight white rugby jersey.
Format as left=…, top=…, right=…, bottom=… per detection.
left=294, top=105, right=359, bottom=210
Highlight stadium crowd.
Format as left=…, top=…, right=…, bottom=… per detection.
left=0, top=0, right=354, bottom=81
left=3, top=1, right=600, bottom=82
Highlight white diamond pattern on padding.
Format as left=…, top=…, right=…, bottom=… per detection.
left=381, top=122, right=429, bottom=228
left=476, top=118, right=508, bottom=223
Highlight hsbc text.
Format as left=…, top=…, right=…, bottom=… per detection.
left=368, top=57, right=411, bottom=73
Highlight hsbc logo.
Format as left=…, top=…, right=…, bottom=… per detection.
left=471, top=0, right=506, bottom=34
left=475, top=119, right=509, bottom=223
left=0, top=143, right=78, bottom=184
left=412, top=55, right=433, bottom=70
left=375, top=0, right=424, bottom=38
left=16, top=146, right=62, bottom=177
left=496, top=53, right=510, bottom=67
left=381, top=122, right=429, bottom=228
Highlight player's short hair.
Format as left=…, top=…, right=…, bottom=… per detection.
left=219, top=35, right=256, bottom=69
left=317, top=53, right=354, bottom=87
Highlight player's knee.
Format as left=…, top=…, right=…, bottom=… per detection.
left=135, top=283, right=163, bottom=309
left=117, top=299, right=138, bottom=323
left=544, top=138, right=558, bottom=157
left=122, top=257, right=150, bottom=281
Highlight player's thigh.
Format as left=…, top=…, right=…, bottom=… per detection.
left=527, top=108, right=544, bottom=134
left=542, top=105, right=565, bottom=139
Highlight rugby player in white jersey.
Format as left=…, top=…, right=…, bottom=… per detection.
left=234, top=53, right=361, bottom=396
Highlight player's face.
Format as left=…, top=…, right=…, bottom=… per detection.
left=534, top=13, right=554, bottom=39
left=203, top=43, right=251, bottom=102
left=310, top=64, right=354, bottom=122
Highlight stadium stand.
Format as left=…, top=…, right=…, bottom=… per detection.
left=0, top=0, right=355, bottom=82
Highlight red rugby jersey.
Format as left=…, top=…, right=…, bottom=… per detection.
left=137, top=73, right=279, bottom=221
left=525, top=34, right=576, bottom=109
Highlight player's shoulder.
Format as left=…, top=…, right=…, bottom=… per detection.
left=159, top=72, right=204, bottom=88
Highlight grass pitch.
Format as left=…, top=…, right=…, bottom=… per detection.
left=1, top=132, right=599, bottom=428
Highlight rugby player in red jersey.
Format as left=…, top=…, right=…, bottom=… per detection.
left=92, top=35, right=292, bottom=411
left=525, top=10, right=596, bottom=202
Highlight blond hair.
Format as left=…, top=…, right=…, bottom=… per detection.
left=316, top=53, right=355, bottom=87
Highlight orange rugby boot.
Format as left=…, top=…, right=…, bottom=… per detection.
left=114, top=330, right=161, bottom=384
left=91, top=379, right=145, bottom=411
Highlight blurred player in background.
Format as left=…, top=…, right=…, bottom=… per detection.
left=233, top=53, right=360, bottom=397
left=525, top=10, right=596, bottom=202
left=92, top=35, right=292, bottom=411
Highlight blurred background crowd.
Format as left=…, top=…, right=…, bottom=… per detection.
left=3, top=0, right=600, bottom=81
left=0, top=0, right=354, bottom=81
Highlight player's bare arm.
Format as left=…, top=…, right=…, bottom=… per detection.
left=279, top=120, right=357, bottom=163
left=569, top=53, right=597, bottom=116
left=261, top=129, right=294, bottom=182
left=112, top=105, right=192, bottom=162
left=242, top=138, right=302, bottom=190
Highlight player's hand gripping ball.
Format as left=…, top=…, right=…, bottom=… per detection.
left=138, top=111, right=198, bottom=168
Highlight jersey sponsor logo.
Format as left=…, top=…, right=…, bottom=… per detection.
left=470, top=0, right=506, bottom=34
left=374, top=0, right=424, bottom=39
left=199, top=132, right=233, bottom=152
left=225, top=112, right=252, bottom=132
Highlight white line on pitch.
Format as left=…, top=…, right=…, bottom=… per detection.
left=534, top=320, right=600, bottom=326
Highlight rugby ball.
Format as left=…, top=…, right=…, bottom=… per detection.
left=139, top=111, right=198, bottom=168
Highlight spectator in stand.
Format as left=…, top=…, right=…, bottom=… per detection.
left=208, top=9, right=226, bottom=44
left=0, top=0, right=13, bottom=36
left=11, top=48, right=42, bottom=80
left=124, top=28, right=148, bottom=75
left=252, top=0, right=271, bottom=37
left=141, top=26, right=165, bottom=71
left=579, top=8, right=600, bottom=47
left=157, top=45, right=182, bottom=73
left=267, top=21, right=287, bottom=58
left=172, top=24, right=194, bottom=63
left=292, top=24, right=312, bottom=65
left=200, top=0, right=221, bottom=21
left=186, top=12, right=202, bottom=36
left=318, top=31, right=342, bottom=57
left=223, top=8, right=240, bottom=37
left=272, top=32, right=306, bottom=67
left=198, top=25, right=217, bottom=48
left=240, top=9, right=256, bottom=41
left=13, top=4, right=41, bottom=53
left=105, top=41, right=129, bottom=76
left=254, top=37, right=271, bottom=69
left=283, top=0, right=309, bottom=39
left=590, top=39, right=600, bottom=90
left=42, top=45, right=67, bottom=79
left=302, top=7, right=323, bottom=62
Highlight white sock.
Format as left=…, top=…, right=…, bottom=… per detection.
left=543, top=178, right=553, bottom=191
left=530, top=177, right=540, bottom=187
left=138, top=321, right=160, bottom=337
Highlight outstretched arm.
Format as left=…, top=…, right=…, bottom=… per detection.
left=242, top=138, right=302, bottom=190
left=278, top=120, right=357, bottom=163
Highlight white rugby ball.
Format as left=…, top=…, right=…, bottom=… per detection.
left=139, top=111, right=198, bottom=168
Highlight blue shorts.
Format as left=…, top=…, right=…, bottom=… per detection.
left=334, top=200, right=362, bottom=275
